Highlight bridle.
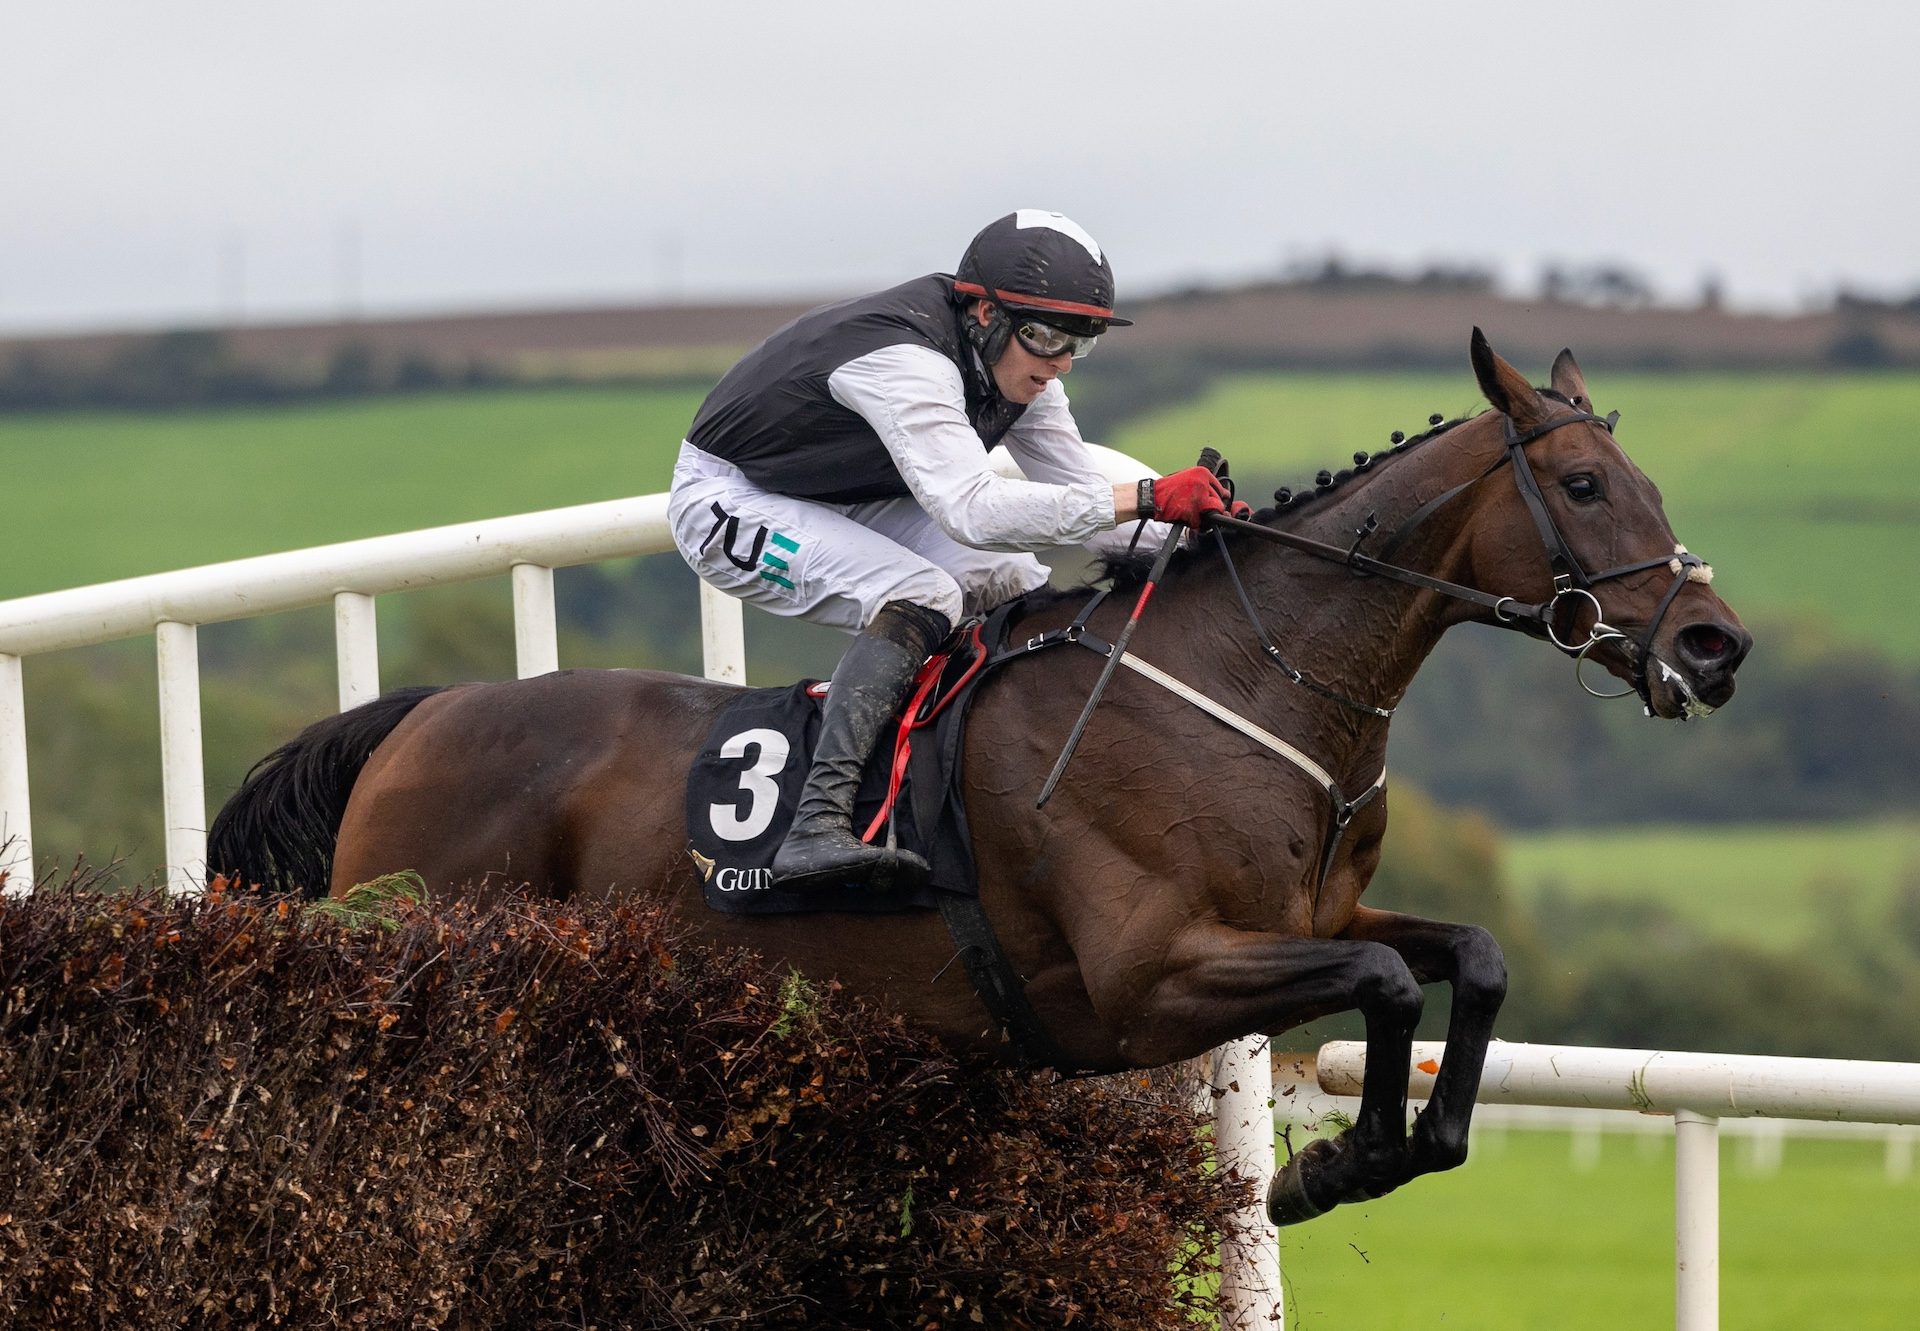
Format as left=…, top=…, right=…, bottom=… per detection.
left=1009, top=405, right=1715, bottom=900
left=1209, top=404, right=1716, bottom=717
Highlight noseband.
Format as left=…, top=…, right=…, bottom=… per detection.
left=1214, top=406, right=1715, bottom=715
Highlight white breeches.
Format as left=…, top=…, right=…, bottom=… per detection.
left=669, top=442, right=1054, bottom=632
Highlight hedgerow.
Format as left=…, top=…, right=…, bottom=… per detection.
left=0, top=883, right=1245, bottom=1329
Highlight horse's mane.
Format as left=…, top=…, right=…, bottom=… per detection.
left=1253, top=410, right=1474, bottom=523
left=1095, top=405, right=1479, bottom=592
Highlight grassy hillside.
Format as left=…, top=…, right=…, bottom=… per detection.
left=1108, top=371, right=1920, bottom=659
left=1277, top=1129, right=1920, bottom=1330
left=1, top=386, right=706, bottom=599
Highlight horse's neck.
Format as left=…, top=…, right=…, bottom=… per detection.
left=1159, top=429, right=1499, bottom=767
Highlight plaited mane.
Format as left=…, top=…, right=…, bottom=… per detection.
left=1101, top=396, right=1595, bottom=589
left=1254, top=410, right=1470, bottom=525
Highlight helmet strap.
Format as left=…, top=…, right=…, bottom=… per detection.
left=962, top=297, right=1015, bottom=373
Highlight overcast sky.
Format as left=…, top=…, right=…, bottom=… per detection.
left=4, top=1, right=1915, bottom=334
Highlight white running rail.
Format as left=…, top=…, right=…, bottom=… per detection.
left=0, top=446, right=1282, bottom=1331
left=1278, top=1040, right=1920, bottom=1331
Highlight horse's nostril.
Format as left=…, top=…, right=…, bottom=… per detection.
left=1692, top=629, right=1730, bottom=658
left=1678, top=623, right=1748, bottom=669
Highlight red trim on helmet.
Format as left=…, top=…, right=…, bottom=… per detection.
left=952, top=280, right=1116, bottom=321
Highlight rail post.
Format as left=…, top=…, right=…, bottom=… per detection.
left=700, top=581, right=746, bottom=685
left=0, top=651, right=31, bottom=894
left=1211, top=1035, right=1283, bottom=1328
left=156, top=621, right=207, bottom=896
left=512, top=563, right=560, bottom=678
left=334, top=591, right=380, bottom=710
left=1675, top=1109, right=1720, bottom=1331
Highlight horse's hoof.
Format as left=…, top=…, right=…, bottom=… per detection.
left=1266, top=1137, right=1338, bottom=1227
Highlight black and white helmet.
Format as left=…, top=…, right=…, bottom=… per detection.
left=953, top=210, right=1133, bottom=341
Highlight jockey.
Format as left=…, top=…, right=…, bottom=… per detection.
left=669, top=210, right=1232, bottom=891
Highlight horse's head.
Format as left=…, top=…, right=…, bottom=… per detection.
left=1457, top=329, right=1751, bottom=718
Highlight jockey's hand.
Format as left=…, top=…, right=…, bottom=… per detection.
left=1228, top=499, right=1253, bottom=521
left=1147, top=466, right=1231, bottom=528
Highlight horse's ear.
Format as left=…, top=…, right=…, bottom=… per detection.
left=1470, top=327, right=1548, bottom=427
left=1550, top=347, right=1595, bottom=413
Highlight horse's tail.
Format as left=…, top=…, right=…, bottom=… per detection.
left=207, top=685, right=445, bottom=898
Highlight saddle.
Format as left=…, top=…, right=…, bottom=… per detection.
left=684, top=622, right=990, bottom=916
left=681, top=601, right=1121, bottom=1073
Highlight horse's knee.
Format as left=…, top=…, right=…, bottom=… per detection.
left=1354, top=943, right=1424, bottom=1028
left=1452, top=925, right=1508, bottom=1012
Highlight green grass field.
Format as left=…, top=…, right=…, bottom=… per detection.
left=1503, top=817, right=1920, bottom=951
left=1, top=386, right=707, bottom=600
left=1276, top=1129, right=1919, bottom=1329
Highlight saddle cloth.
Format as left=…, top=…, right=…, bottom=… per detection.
left=684, top=658, right=981, bottom=916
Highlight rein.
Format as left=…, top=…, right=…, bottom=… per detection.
left=1208, top=408, right=1715, bottom=714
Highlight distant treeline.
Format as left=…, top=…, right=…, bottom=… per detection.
left=11, top=254, right=1920, bottom=415
left=1390, top=618, right=1920, bottom=828
left=0, top=329, right=517, bottom=412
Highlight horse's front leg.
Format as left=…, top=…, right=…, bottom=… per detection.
left=1338, top=905, right=1508, bottom=1184
left=1103, top=922, right=1426, bottom=1226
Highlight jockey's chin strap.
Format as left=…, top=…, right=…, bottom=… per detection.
left=1208, top=408, right=1716, bottom=715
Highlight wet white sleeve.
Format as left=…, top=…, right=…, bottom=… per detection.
left=826, top=343, right=1115, bottom=552
left=1002, top=381, right=1173, bottom=559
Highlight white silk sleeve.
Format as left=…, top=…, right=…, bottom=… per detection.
left=827, top=343, right=1115, bottom=552
left=1001, top=381, right=1171, bottom=559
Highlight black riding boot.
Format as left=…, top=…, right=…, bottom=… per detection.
left=770, top=600, right=951, bottom=891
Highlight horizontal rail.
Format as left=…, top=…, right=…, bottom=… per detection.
left=1302, top=1039, right=1920, bottom=1124
left=0, top=494, right=674, bottom=657
left=1281, top=1040, right=1920, bottom=1330
left=0, top=442, right=1155, bottom=662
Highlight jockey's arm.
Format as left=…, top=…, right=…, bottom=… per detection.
left=997, top=380, right=1175, bottom=559
left=827, top=344, right=1139, bottom=551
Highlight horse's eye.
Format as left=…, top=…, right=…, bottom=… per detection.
left=1563, top=474, right=1602, bottom=503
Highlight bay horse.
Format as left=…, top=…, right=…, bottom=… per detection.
left=209, top=331, right=1750, bottom=1224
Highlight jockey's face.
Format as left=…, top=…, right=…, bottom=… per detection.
left=971, top=301, right=1071, bottom=404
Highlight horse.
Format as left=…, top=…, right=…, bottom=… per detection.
left=208, top=331, right=1750, bottom=1224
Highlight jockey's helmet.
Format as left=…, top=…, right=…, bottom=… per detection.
left=954, top=210, right=1132, bottom=363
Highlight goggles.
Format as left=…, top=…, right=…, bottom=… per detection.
left=1012, top=317, right=1100, bottom=360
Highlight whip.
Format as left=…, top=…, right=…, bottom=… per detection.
left=1035, top=448, right=1222, bottom=808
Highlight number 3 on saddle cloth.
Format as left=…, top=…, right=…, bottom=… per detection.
left=684, top=623, right=990, bottom=915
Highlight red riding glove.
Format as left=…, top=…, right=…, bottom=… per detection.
left=1142, top=466, right=1231, bottom=527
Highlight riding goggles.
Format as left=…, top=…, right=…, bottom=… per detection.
left=1013, top=317, right=1100, bottom=360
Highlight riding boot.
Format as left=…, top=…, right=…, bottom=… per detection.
left=770, top=600, right=951, bottom=891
